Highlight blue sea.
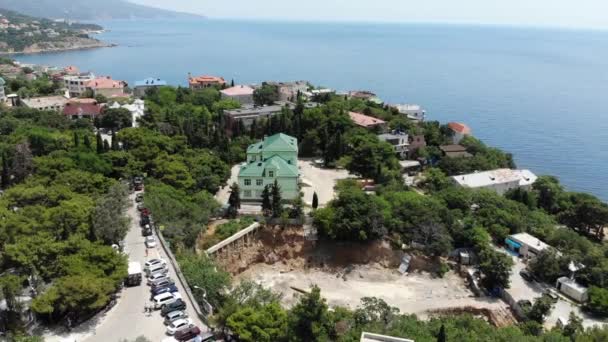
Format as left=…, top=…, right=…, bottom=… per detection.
left=15, top=19, right=608, bottom=201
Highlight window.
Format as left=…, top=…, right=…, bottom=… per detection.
left=244, top=179, right=251, bottom=186
left=268, top=171, right=274, bottom=177
left=256, top=179, right=263, bottom=186
left=244, top=190, right=251, bottom=197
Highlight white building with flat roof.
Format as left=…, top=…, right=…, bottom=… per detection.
left=556, top=277, right=589, bottom=303
left=506, top=233, right=551, bottom=259
left=451, top=169, right=537, bottom=195
left=63, top=73, right=95, bottom=98
left=21, top=95, right=68, bottom=111
left=393, top=104, right=426, bottom=122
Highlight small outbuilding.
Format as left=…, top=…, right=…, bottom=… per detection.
left=506, top=233, right=551, bottom=259
left=556, top=277, right=589, bottom=303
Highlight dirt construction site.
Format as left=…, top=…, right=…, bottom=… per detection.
left=213, top=226, right=516, bottom=327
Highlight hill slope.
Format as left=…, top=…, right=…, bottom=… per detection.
left=0, top=0, right=202, bottom=20
left=0, top=9, right=108, bottom=54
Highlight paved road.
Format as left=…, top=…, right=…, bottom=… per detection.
left=44, top=191, right=205, bottom=342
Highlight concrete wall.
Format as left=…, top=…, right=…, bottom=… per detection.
left=239, top=176, right=299, bottom=200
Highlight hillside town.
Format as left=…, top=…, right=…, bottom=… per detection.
left=0, top=56, right=608, bottom=342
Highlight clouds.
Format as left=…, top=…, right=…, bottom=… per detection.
left=131, top=0, right=608, bottom=29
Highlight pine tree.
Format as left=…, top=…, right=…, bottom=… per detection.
left=96, top=132, right=103, bottom=154
left=103, top=139, right=110, bottom=152
left=83, top=134, right=91, bottom=149
left=250, top=119, right=257, bottom=139
left=261, top=185, right=272, bottom=216
left=1, top=152, right=10, bottom=189
left=111, top=131, right=119, bottom=151
left=230, top=79, right=235, bottom=87
left=312, top=192, right=319, bottom=210
left=271, top=180, right=282, bottom=218
left=73, top=132, right=79, bottom=148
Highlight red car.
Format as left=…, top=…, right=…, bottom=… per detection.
left=174, top=326, right=201, bottom=341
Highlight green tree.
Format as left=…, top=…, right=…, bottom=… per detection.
left=227, top=302, right=288, bottom=342
left=437, top=324, right=447, bottom=342
left=73, top=131, right=79, bottom=148
left=253, top=84, right=279, bottom=106
left=227, top=182, right=241, bottom=218
left=528, top=249, right=569, bottom=283
left=0, top=274, right=24, bottom=313
left=83, top=134, right=91, bottom=149
left=111, top=131, right=119, bottom=150
left=92, top=183, right=130, bottom=244
left=562, top=311, right=583, bottom=338
left=99, top=108, right=132, bottom=130
left=261, top=185, right=272, bottom=216
left=586, top=287, right=608, bottom=317
left=527, top=295, right=554, bottom=323
left=177, top=252, right=230, bottom=309
left=2, top=151, right=10, bottom=188
left=271, top=180, right=283, bottom=218
left=478, top=248, right=513, bottom=290
left=312, top=192, right=319, bottom=210
left=96, top=132, right=103, bottom=154
left=288, top=285, right=330, bottom=342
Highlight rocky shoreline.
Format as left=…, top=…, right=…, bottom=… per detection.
left=0, top=37, right=115, bottom=55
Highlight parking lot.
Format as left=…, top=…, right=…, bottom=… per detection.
left=503, top=249, right=607, bottom=329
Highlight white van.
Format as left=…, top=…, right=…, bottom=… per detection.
left=153, top=292, right=181, bottom=309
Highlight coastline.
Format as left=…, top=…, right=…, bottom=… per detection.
left=3, top=43, right=116, bottom=56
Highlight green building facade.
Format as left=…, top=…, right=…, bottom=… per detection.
left=238, top=133, right=299, bottom=201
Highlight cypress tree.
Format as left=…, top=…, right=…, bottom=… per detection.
left=103, top=139, right=110, bottom=152
left=250, top=119, right=257, bottom=139
left=230, top=79, right=235, bottom=87
left=83, top=134, right=91, bottom=149
left=437, top=324, right=446, bottom=342
left=73, top=132, right=79, bottom=148
left=261, top=185, right=272, bottom=216
left=1, top=152, right=10, bottom=189
left=111, top=131, right=119, bottom=151
left=96, top=132, right=103, bottom=154
left=271, top=180, right=282, bottom=218
left=312, top=192, right=319, bottom=210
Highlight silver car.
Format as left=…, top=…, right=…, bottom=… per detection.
left=164, top=310, right=188, bottom=325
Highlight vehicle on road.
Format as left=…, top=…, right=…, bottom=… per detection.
left=161, top=299, right=187, bottom=316
left=198, top=332, right=217, bottom=342
left=519, top=269, right=534, bottom=282
left=152, top=284, right=179, bottom=299
left=154, top=292, right=182, bottom=309
left=145, top=236, right=157, bottom=248
left=174, top=326, right=201, bottom=341
left=142, top=224, right=153, bottom=237
left=166, top=318, right=193, bottom=335
left=152, top=278, right=176, bottom=290
left=144, top=258, right=167, bottom=270
left=126, top=262, right=142, bottom=286
left=544, top=288, right=559, bottom=302
left=136, top=193, right=144, bottom=202
left=137, top=203, right=145, bottom=211
left=164, top=310, right=188, bottom=325
left=140, top=216, right=151, bottom=227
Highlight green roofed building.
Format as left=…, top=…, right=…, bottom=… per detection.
left=238, top=133, right=299, bottom=200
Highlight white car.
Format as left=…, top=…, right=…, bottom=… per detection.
left=164, top=310, right=188, bottom=325
left=166, top=318, right=193, bottom=335
left=145, top=236, right=157, bottom=248
left=144, top=258, right=167, bottom=271
left=147, top=272, right=168, bottom=285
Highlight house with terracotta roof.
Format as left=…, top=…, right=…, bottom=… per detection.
left=238, top=133, right=300, bottom=201
left=220, top=85, right=254, bottom=105
left=439, top=144, right=473, bottom=158
left=63, top=99, right=102, bottom=120
left=448, top=122, right=472, bottom=144
left=349, top=111, right=387, bottom=131
left=63, top=65, right=80, bottom=76
left=188, top=74, right=226, bottom=90
left=85, top=76, right=127, bottom=98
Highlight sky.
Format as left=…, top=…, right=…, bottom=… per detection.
left=131, top=0, right=608, bottom=30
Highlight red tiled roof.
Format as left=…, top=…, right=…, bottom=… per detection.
left=448, top=122, right=472, bottom=134
left=349, top=111, right=386, bottom=127
left=63, top=101, right=102, bottom=116
left=85, top=76, right=126, bottom=89
left=63, top=65, right=79, bottom=74
left=221, top=85, right=254, bottom=96
left=188, top=75, right=226, bottom=85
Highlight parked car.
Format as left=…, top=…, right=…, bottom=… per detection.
left=142, top=226, right=153, bottom=237
left=166, top=318, right=193, bottom=335
left=544, top=288, right=559, bottom=302
left=152, top=284, right=179, bottom=299
left=146, top=263, right=168, bottom=276
left=147, top=273, right=169, bottom=285
left=161, top=299, right=187, bottom=316
left=140, top=216, right=151, bottom=227
left=153, top=292, right=178, bottom=309
left=137, top=203, right=145, bottom=211
left=145, top=236, right=157, bottom=248
left=135, top=193, right=144, bottom=202
left=174, top=326, right=200, bottom=341
left=151, top=278, right=175, bottom=290
left=198, top=332, right=217, bottom=342
left=519, top=270, right=534, bottom=282
left=144, top=258, right=166, bottom=270
left=164, top=310, right=188, bottom=325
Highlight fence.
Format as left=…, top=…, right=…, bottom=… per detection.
left=155, top=227, right=214, bottom=319
left=206, top=222, right=261, bottom=256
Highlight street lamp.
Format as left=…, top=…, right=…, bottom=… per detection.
left=192, top=285, right=207, bottom=298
